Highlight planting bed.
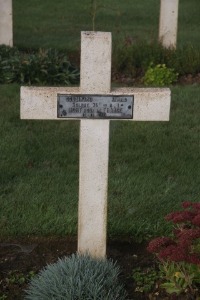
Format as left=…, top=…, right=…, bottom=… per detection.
left=0, top=237, right=198, bottom=299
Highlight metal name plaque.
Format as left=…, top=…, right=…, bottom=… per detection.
left=57, top=94, right=134, bottom=119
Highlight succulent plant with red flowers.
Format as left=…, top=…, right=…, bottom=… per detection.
left=147, top=201, right=200, bottom=296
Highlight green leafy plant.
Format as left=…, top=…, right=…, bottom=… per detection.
left=24, top=253, right=127, bottom=300
left=0, top=45, right=20, bottom=83
left=0, top=270, right=36, bottom=299
left=5, top=270, right=35, bottom=285
left=159, top=261, right=200, bottom=295
left=20, top=49, right=79, bottom=85
left=0, top=45, right=79, bottom=85
left=132, top=267, right=160, bottom=293
left=147, top=201, right=200, bottom=296
left=143, top=63, right=178, bottom=86
left=0, top=295, right=8, bottom=300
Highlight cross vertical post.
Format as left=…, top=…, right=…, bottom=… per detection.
left=78, top=32, right=112, bottom=257
left=20, top=31, right=171, bottom=259
left=0, top=0, right=13, bottom=46
left=159, top=0, right=179, bottom=48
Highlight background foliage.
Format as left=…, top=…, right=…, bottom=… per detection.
left=0, top=46, right=79, bottom=85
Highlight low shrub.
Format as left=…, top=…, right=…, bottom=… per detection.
left=147, top=201, right=200, bottom=296
left=132, top=267, right=160, bottom=293
left=0, top=45, right=79, bottom=85
left=24, top=253, right=127, bottom=300
left=0, top=45, right=20, bottom=83
left=143, top=63, right=178, bottom=86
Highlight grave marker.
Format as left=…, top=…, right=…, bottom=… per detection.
left=21, top=31, right=171, bottom=258
left=159, top=0, right=179, bottom=48
left=0, top=0, right=13, bottom=46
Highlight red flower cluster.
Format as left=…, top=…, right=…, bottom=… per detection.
left=165, top=201, right=200, bottom=226
left=165, top=211, right=196, bottom=224
left=187, top=255, right=200, bottom=265
left=192, top=214, right=200, bottom=226
left=182, top=201, right=200, bottom=210
left=147, top=237, right=175, bottom=253
left=192, top=202, right=200, bottom=210
left=178, top=228, right=200, bottom=240
left=182, top=201, right=193, bottom=209
left=158, top=245, right=188, bottom=262
left=147, top=201, right=200, bottom=265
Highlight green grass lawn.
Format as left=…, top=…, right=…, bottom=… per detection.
left=13, top=0, right=200, bottom=51
left=0, top=84, right=199, bottom=239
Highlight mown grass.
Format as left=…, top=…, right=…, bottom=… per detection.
left=13, top=0, right=200, bottom=51
left=1, top=0, right=200, bottom=240
left=108, top=85, right=200, bottom=238
left=0, top=84, right=199, bottom=239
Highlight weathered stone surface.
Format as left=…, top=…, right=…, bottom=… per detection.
left=80, top=31, right=111, bottom=94
left=21, top=87, right=171, bottom=122
left=159, top=0, right=179, bottom=48
left=0, top=0, right=13, bottom=46
left=20, top=31, right=171, bottom=258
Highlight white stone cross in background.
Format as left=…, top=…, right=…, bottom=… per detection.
left=21, top=31, right=171, bottom=258
left=159, top=0, right=179, bottom=48
left=0, top=0, right=13, bottom=46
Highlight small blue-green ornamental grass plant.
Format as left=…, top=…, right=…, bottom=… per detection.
left=147, top=201, right=200, bottom=296
left=24, top=253, right=127, bottom=300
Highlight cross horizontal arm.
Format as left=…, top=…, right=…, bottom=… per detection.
left=21, top=86, right=170, bottom=121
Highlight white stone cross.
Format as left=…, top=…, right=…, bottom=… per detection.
left=159, top=0, right=179, bottom=49
left=0, top=0, right=13, bottom=46
left=21, top=31, right=171, bottom=258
